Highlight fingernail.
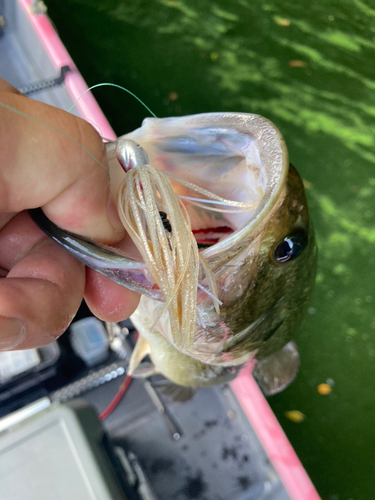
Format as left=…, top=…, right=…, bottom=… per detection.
left=0, top=317, right=26, bottom=350
left=107, top=196, right=124, bottom=233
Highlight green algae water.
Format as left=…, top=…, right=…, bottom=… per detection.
left=46, top=1, right=375, bottom=498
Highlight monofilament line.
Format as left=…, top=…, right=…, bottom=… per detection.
left=68, top=82, right=157, bottom=118
left=165, top=171, right=261, bottom=212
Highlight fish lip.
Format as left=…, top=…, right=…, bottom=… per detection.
left=195, top=112, right=289, bottom=259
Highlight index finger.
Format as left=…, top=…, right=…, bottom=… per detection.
left=0, top=89, right=125, bottom=243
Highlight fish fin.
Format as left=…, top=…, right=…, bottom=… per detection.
left=132, top=362, right=160, bottom=379
left=151, top=380, right=198, bottom=403
left=128, top=336, right=152, bottom=376
left=253, top=341, right=300, bottom=396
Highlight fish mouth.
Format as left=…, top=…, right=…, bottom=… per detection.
left=123, top=112, right=289, bottom=261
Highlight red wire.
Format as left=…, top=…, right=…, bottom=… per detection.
left=98, top=375, right=133, bottom=421
left=99, top=331, right=139, bottom=421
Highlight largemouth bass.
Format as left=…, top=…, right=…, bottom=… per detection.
left=31, top=112, right=317, bottom=395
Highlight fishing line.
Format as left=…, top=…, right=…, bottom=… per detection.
left=166, top=171, right=261, bottom=212
left=0, top=100, right=109, bottom=175
left=67, top=82, right=157, bottom=118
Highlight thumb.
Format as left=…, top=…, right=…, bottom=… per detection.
left=0, top=89, right=124, bottom=243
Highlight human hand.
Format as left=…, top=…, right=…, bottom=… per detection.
left=0, top=78, right=140, bottom=350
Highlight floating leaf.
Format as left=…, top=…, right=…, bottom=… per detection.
left=284, top=410, right=305, bottom=423
left=289, top=60, right=307, bottom=68
left=168, top=91, right=179, bottom=101
left=317, top=383, right=332, bottom=395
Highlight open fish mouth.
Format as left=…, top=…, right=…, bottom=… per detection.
left=107, top=112, right=289, bottom=262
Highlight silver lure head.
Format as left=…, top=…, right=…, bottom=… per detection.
left=115, top=138, right=149, bottom=172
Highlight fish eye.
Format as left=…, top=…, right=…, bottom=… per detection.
left=273, top=231, right=308, bottom=263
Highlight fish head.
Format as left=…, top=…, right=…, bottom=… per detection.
left=185, top=161, right=317, bottom=367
